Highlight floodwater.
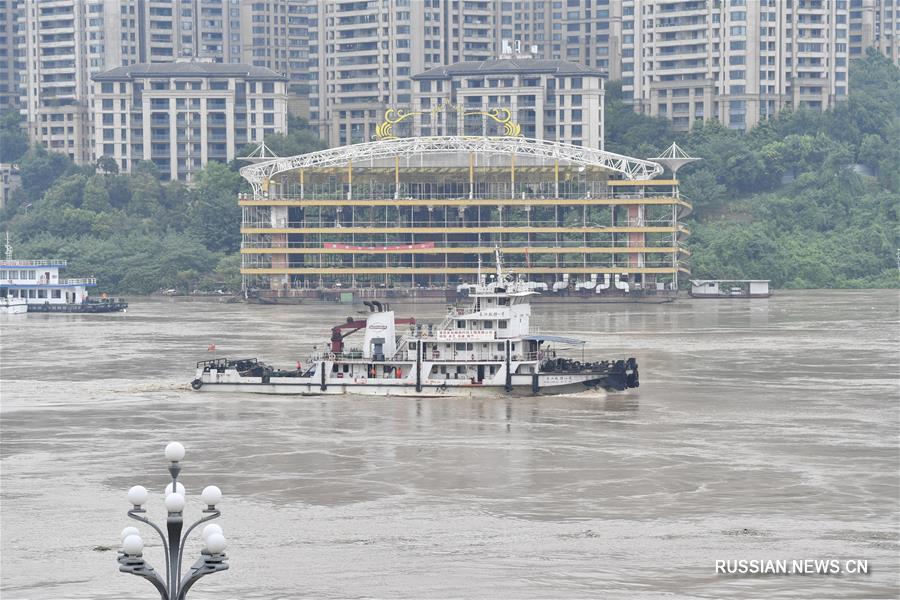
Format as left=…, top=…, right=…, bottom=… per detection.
left=1, top=291, right=898, bottom=599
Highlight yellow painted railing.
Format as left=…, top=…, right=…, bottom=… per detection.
left=241, top=266, right=680, bottom=275
left=241, top=225, right=680, bottom=235
left=238, top=196, right=690, bottom=208
left=240, top=246, right=681, bottom=255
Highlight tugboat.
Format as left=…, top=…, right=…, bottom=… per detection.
left=192, top=251, right=638, bottom=397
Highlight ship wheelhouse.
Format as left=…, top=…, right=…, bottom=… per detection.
left=0, top=260, right=96, bottom=305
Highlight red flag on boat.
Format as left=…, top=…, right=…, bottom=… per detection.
left=207, top=343, right=216, bottom=352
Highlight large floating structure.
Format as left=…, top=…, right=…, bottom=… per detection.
left=238, top=132, right=692, bottom=302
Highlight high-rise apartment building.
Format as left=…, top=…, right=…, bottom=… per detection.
left=307, top=0, right=496, bottom=147
left=15, top=0, right=136, bottom=162
left=92, top=61, right=288, bottom=181
left=10, top=0, right=309, bottom=165
left=411, top=57, right=605, bottom=148
left=850, top=0, right=900, bottom=64
left=493, top=0, right=624, bottom=79
left=621, top=0, right=850, bottom=132
left=0, top=0, right=17, bottom=108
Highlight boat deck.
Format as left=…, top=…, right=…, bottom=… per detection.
left=27, top=301, right=128, bottom=313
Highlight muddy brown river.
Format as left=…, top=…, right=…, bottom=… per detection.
left=1, top=291, right=898, bottom=599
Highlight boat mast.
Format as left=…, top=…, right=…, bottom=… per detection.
left=4, top=231, right=11, bottom=260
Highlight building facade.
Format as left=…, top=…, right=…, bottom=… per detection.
left=850, top=0, right=900, bottom=64
left=307, top=0, right=496, bottom=147
left=622, top=0, right=851, bottom=131
left=411, top=57, right=605, bottom=148
left=0, top=0, right=17, bottom=108
left=91, top=61, right=287, bottom=181
left=493, top=0, right=624, bottom=79
left=9, top=0, right=308, bottom=165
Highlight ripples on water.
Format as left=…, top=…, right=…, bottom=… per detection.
left=1, top=291, right=898, bottom=599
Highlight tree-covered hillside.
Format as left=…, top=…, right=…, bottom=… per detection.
left=0, top=117, right=323, bottom=293
left=0, top=52, right=897, bottom=292
left=606, top=49, right=899, bottom=288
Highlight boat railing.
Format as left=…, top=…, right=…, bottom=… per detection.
left=0, top=259, right=67, bottom=267
left=62, top=277, right=97, bottom=285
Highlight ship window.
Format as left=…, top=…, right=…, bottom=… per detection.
left=38, top=290, right=47, bottom=298
left=489, top=366, right=496, bottom=375
left=457, top=366, right=465, bottom=374
left=408, top=342, right=417, bottom=350
left=8, top=289, right=16, bottom=297
left=52, top=289, right=61, bottom=299
left=499, top=297, right=509, bottom=305
left=457, top=320, right=465, bottom=328
left=29, top=290, right=36, bottom=298
left=455, top=342, right=466, bottom=351
left=497, top=343, right=504, bottom=351
left=484, top=320, right=493, bottom=328
left=499, top=320, right=508, bottom=328
left=0, top=270, right=5, bottom=278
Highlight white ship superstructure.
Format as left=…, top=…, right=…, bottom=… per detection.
left=0, top=235, right=127, bottom=313
left=193, top=252, right=638, bottom=397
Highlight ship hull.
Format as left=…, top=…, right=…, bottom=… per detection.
left=191, top=364, right=637, bottom=397
left=191, top=379, right=619, bottom=397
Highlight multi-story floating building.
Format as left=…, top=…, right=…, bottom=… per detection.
left=91, top=61, right=288, bottom=181
left=236, top=122, right=690, bottom=301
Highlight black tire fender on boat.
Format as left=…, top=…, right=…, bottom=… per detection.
left=190, top=378, right=203, bottom=390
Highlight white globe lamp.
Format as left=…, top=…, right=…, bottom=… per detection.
left=122, top=534, right=144, bottom=556
left=127, top=485, right=148, bottom=508
left=164, top=492, right=186, bottom=514
left=165, top=481, right=186, bottom=496
left=205, top=533, right=227, bottom=555
left=165, top=442, right=185, bottom=462
left=201, top=485, right=222, bottom=507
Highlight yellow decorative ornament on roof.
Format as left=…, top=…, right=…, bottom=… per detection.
left=375, top=105, right=523, bottom=140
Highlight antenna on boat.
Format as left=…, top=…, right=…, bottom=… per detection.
left=477, top=253, right=483, bottom=285
left=4, top=231, right=11, bottom=260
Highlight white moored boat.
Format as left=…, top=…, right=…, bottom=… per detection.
left=192, top=252, right=639, bottom=397
left=0, top=296, right=27, bottom=314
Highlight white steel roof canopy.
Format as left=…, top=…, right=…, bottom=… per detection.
left=239, top=136, right=665, bottom=195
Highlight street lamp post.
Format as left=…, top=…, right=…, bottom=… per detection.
left=117, top=442, right=229, bottom=600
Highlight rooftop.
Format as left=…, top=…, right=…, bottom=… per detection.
left=413, top=58, right=605, bottom=80
left=92, top=62, right=287, bottom=82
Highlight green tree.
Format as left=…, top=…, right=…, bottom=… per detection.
left=82, top=175, right=111, bottom=212
left=0, top=110, right=28, bottom=163
left=188, top=161, right=242, bottom=252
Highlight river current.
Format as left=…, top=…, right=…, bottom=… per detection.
left=1, top=291, right=898, bottom=599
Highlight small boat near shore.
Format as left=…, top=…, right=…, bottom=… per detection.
left=0, top=296, right=27, bottom=314
left=0, top=236, right=127, bottom=314
left=192, top=251, right=638, bottom=397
